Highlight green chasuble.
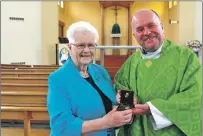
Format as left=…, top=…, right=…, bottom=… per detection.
left=114, top=40, right=202, bottom=136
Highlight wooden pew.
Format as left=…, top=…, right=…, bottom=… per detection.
left=31, top=65, right=58, bottom=67
left=1, top=64, right=59, bottom=67
left=1, top=64, right=59, bottom=69
left=1, top=69, right=55, bottom=73
left=1, top=77, right=48, bottom=84
left=1, top=82, right=49, bottom=135
left=2, top=91, right=47, bottom=107
left=1, top=72, right=50, bottom=78
left=1, top=64, right=31, bottom=69
left=1, top=83, right=47, bottom=92
left=1, top=106, right=49, bottom=136
left=1, top=64, right=54, bottom=136
left=1, top=128, right=50, bottom=136
left=16, top=67, right=58, bottom=70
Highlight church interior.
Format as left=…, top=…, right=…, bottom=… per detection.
left=1, top=1, right=202, bottom=136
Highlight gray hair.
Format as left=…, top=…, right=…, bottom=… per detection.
left=66, top=21, right=99, bottom=43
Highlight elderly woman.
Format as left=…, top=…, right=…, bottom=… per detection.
left=47, top=21, right=132, bottom=136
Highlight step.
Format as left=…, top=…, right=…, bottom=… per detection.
left=1, top=128, right=50, bottom=136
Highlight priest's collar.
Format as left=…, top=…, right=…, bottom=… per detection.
left=141, top=41, right=164, bottom=59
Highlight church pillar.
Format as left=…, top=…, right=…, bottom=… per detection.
left=128, top=5, right=132, bottom=46
left=100, top=5, right=105, bottom=66
left=101, top=5, right=105, bottom=46
left=41, top=1, right=58, bottom=65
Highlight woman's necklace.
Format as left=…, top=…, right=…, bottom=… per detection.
left=80, top=70, right=89, bottom=78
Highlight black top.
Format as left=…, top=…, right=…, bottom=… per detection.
left=84, top=76, right=112, bottom=113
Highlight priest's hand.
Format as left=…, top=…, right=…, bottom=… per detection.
left=132, top=104, right=150, bottom=115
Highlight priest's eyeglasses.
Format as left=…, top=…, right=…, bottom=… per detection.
left=71, top=42, right=97, bottom=50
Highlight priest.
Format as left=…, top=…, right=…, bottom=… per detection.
left=115, top=9, right=202, bottom=136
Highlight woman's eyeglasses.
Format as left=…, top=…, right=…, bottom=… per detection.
left=71, top=43, right=97, bottom=50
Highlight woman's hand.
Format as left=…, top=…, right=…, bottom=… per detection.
left=101, top=106, right=132, bottom=128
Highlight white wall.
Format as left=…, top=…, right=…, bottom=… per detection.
left=194, top=1, right=202, bottom=64
left=194, top=1, right=202, bottom=41
left=178, top=1, right=195, bottom=45
left=1, top=1, right=42, bottom=64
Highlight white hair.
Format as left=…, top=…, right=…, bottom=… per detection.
left=66, top=21, right=99, bottom=43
